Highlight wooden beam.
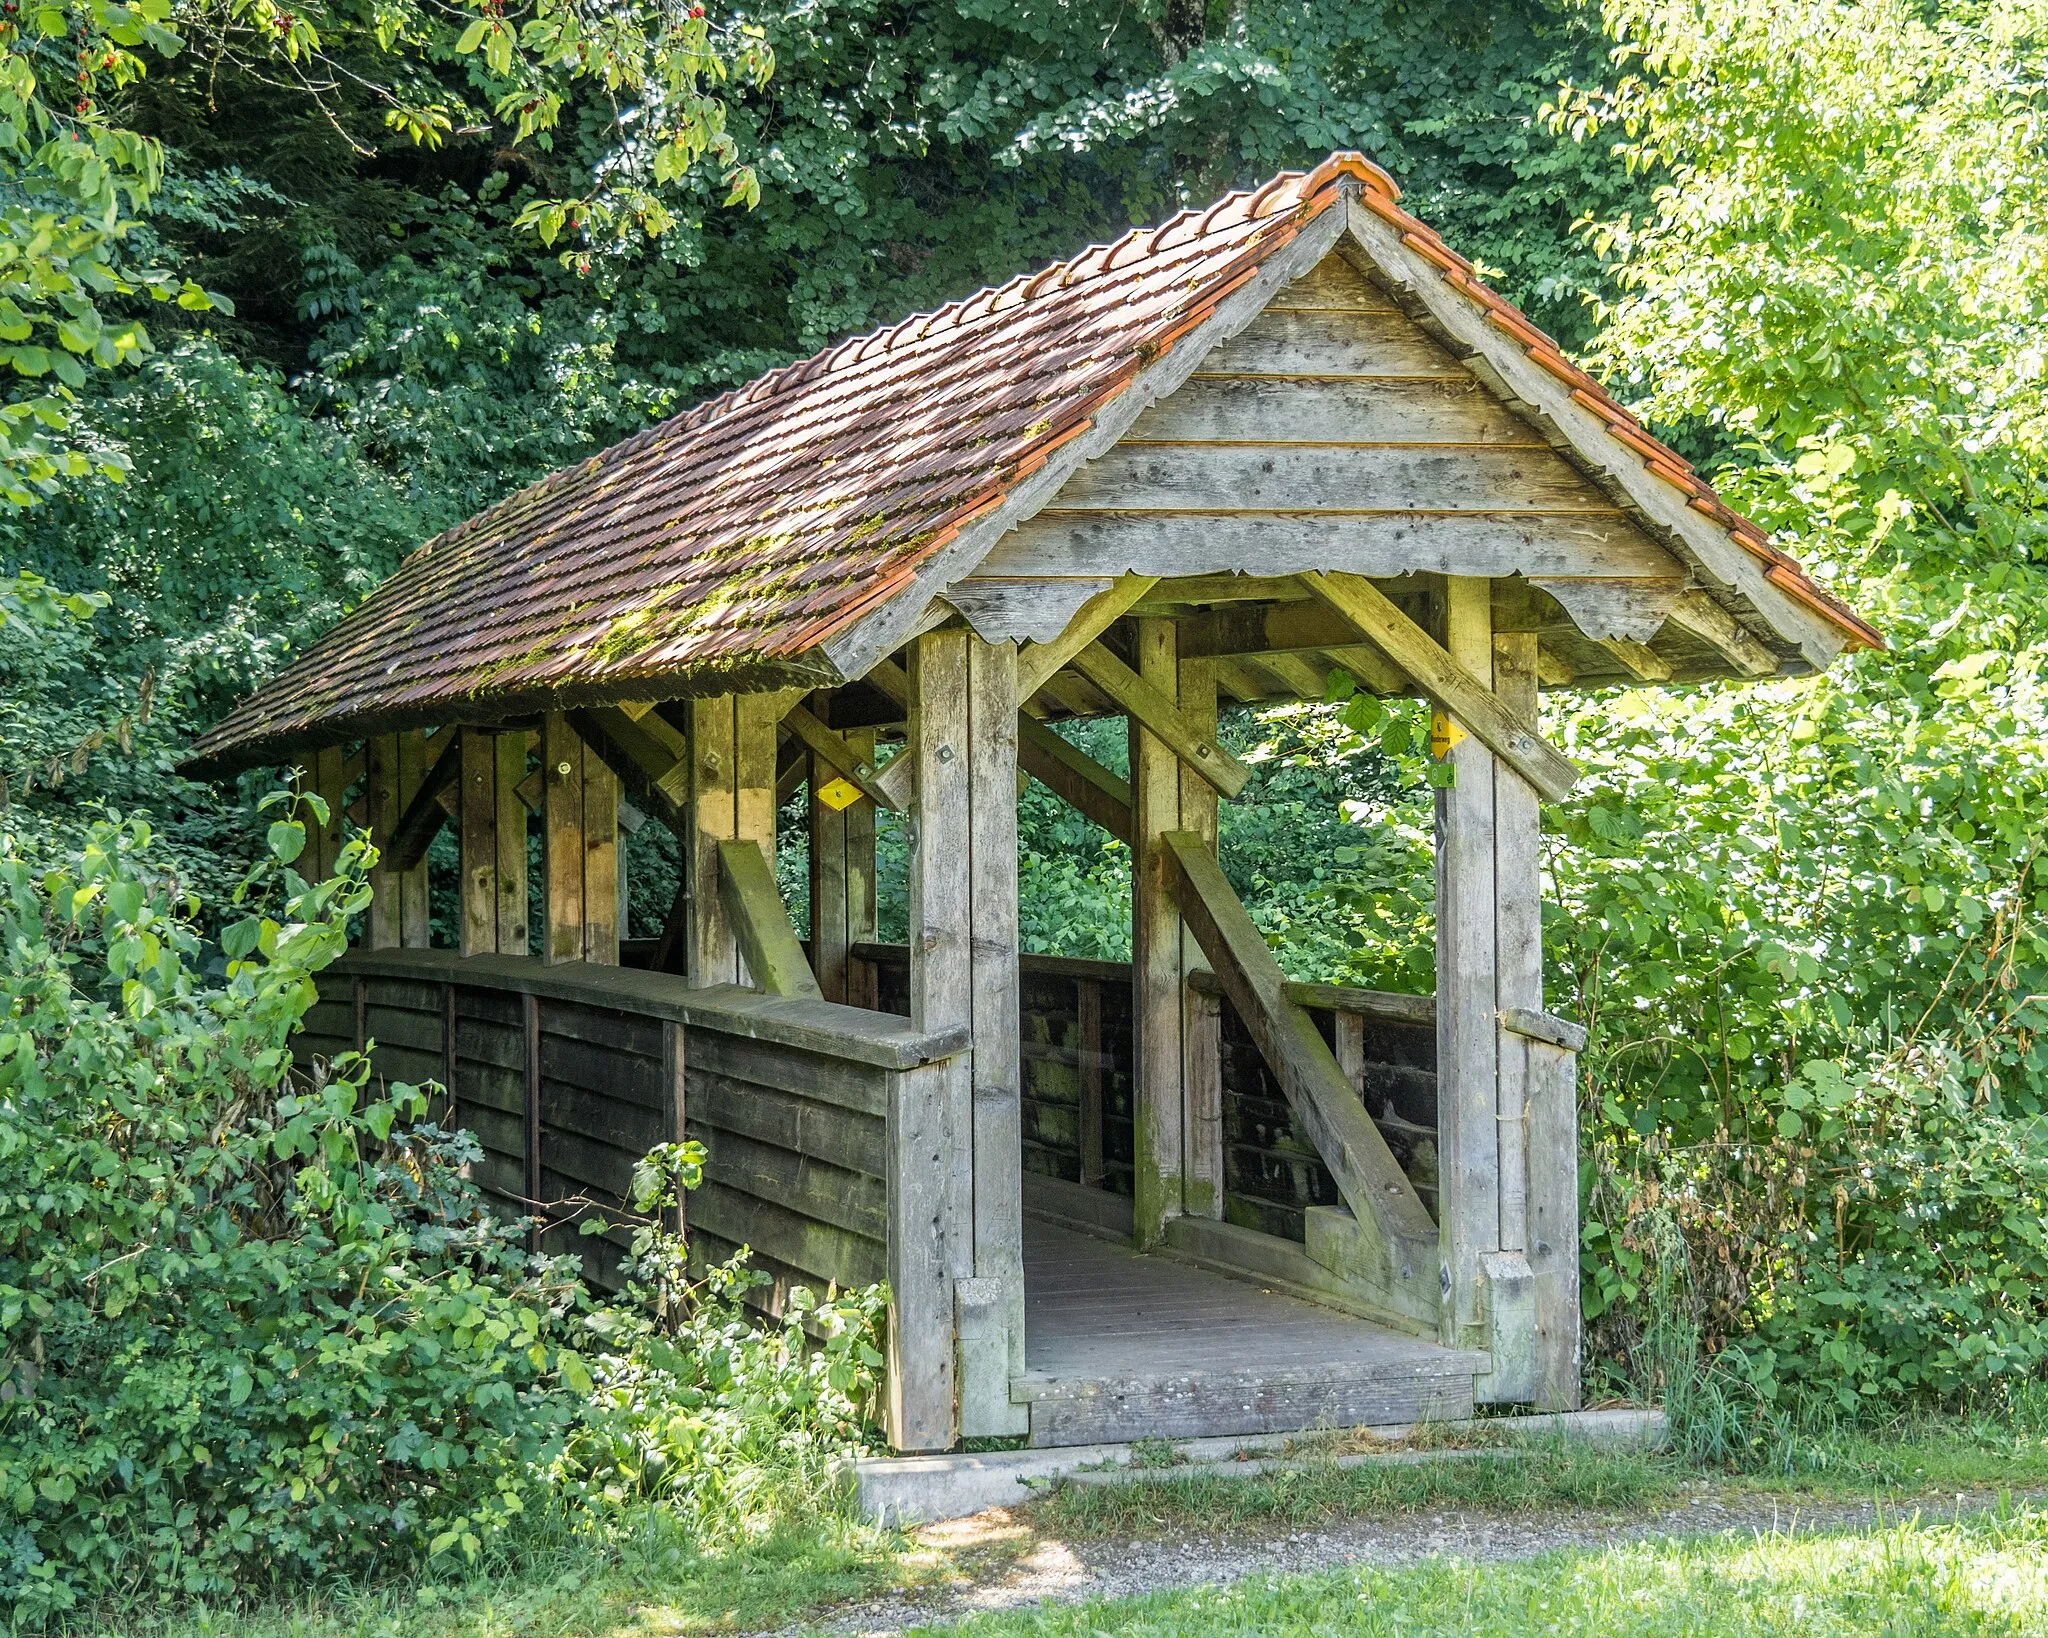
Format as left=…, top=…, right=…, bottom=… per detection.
left=571, top=706, right=688, bottom=834
left=542, top=713, right=586, bottom=966
left=395, top=730, right=432, bottom=947
left=364, top=734, right=401, bottom=949
left=1178, top=656, right=1223, bottom=1223
left=387, top=729, right=463, bottom=872
left=493, top=731, right=528, bottom=954
left=1596, top=636, right=1673, bottom=682
left=1070, top=641, right=1251, bottom=798
left=1535, top=643, right=1575, bottom=687
left=1177, top=600, right=1358, bottom=661
left=1161, top=831, right=1439, bottom=1325
left=715, top=838, right=823, bottom=1000
left=1321, top=643, right=1408, bottom=697
left=1248, top=650, right=1331, bottom=702
left=1129, top=618, right=1184, bottom=1249
left=1016, top=714, right=1132, bottom=843
left=1015, top=574, right=1159, bottom=702
left=1129, top=574, right=1311, bottom=613
left=308, top=745, right=346, bottom=882
left=783, top=703, right=903, bottom=811
left=1665, top=590, right=1780, bottom=677
left=1302, top=572, right=1578, bottom=802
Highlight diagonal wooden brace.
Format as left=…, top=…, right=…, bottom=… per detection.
left=1162, top=831, right=1439, bottom=1328
left=1069, top=642, right=1251, bottom=798
left=1301, top=571, right=1578, bottom=802
left=716, top=837, right=823, bottom=1000
left=1017, top=714, right=1132, bottom=843
left=782, top=702, right=902, bottom=811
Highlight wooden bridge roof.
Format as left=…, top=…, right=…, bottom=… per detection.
left=186, top=153, right=1880, bottom=777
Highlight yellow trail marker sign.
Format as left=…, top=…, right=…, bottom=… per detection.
left=1428, top=712, right=1467, bottom=759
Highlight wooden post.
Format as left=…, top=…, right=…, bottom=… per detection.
left=1077, top=978, right=1105, bottom=1188
left=903, top=630, right=975, bottom=1447
left=809, top=723, right=877, bottom=1003
left=1527, top=1037, right=1582, bottom=1409
left=1493, top=631, right=1543, bottom=1257
left=541, top=714, right=619, bottom=967
left=309, top=746, right=347, bottom=883
left=397, top=729, right=432, bottom=947
left=1437, top=576, right=1500, bottom=1352
left=688, top=696, right=738, bottom=986
left=886, top=1056, right=959, bottom=1452
left=543, top=713, right=585, bottom=966
left=663, top=1019, right=687, bottom=1237
left=495, top=732, right=529, bottom=954
left=1178, top=656, right=1223, bottom=1220
left=1129, top=617, right=1184, bottom=1248
left=523, top=990, right=542, bottom=1252
left=365, top=733, right=401, bottom=949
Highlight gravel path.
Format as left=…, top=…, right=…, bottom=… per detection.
left=783, top=1484, right=2038, bottom=1635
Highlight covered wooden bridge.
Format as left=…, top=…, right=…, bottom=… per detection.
left=187, top=153, right=1878, bottom=1453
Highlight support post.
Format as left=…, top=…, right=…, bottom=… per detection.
left=308, top=745, right=347, bottom=883
left=1437, top=576, right=1500, bottom=1353
left=365, top=733, right=401, bottom=949
left=460, top=730, right=530, bottom=957
left=809, top=724, right=877, bottom=1003
left=1129, top=618, right=1184, bottom=1247
left=542, top=713, right=619, bottom=967
left=1077, top=978, right=1105, bottom=1188
left=1527, top=1036, right=1582, bottom=1409
left=687, top=694, right=782, bottom=986
left=396, top=729, right=432, bottom=947
left=1178, top=656, right=1223, bottom=1220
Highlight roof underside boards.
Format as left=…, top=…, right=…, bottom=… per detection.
left=185, top=153, right=1879, bottom=778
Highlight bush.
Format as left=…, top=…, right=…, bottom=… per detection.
left=0, top=807, right=890, bottom=1623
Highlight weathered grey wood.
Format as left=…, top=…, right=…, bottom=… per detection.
left=494, top=731, right=528, bottom=954
left=1501, top=1006, right=1587, bottom=1053
left=571, top=706, right=689, bottom=836
left=1526, top=575, right=1687, bottom=644
left=1129, top=618, right=1184, bottom=1250
left=887, top=1055, right=958, bottom=1451
left=663, top=1019, right=686, bottom=1234
left=1176, top=598, right=1357, bottom=661
left=1188, top=968, right=1436, bottom=1027
left=1018, top=1219, right=1480, bottom=1447
left=306, top=745, right=347, bottom=883
left=542, top=713, right=585, bottom=967
left=1129, top=573, right=1312, bottom=611
left=1333, top=1010, right=1367, bottom=1093
left=782, top=703, right=901, bottom=811
left=365, top=733, right=401, bottom=949
left=1013, top=574, right=1160, bottom=703
left=1016, top=713, right=1133, bottom=842
left=1304, top=571, right=1578, bottom=801
left=691, top=1179, right=886, bottom=1289
left=1248, top=650, right=1331, bottom=702
left=947, top=576, right=1115, bottom=645
left=1056, top=444, right=1623, bottom=516
left=843, top=726, right=878, bottom=1001
left=1341, top=202, right=1849, bottom=669
left=987, top=512, right=1674, bottom=585
left=688, top=695, right=738, bottom=987
left=459, top=729, right=498, bottom=958
left=1072, top=641, right=1250, bottom=798
left=718, top=837, right=823, bottom=1000
left=1321, top=641, right=1409, bottom=697
left=1194, top=305, right=1466, bottom=378
left=1123, top=375, right=1543, bottom=447
left=1265, top=251, right=1402, bottom=310
left=1161, top=831, right=1439, bottom=1329
left=903, top=630, right=974, bottom=1444
left=388, top=727, right=459, bottom=878
left=1665, top=590, right=1780, bottom=677
left=686, top=1032, right=889, bottom=1116
left=1178, top=656, right=1222, bottom=1222
left=1596, top=635, right=1673, bottom=681
left=700, top=1125, right=887, bottom=1241
left=688, top=1073, right=886, bottom=1178
left=1492, top=631, right=1544, bottom=1269
left=580, top=741, right=619, bottom=965
left=523, top=989, right=542, bottom=1241
left=1525, top=1036, right=1581, bottom=1410
left=336, top=948, right=968, bottom=1069
left=965, top=633, right=1029, bottom=1434
left=1076, top=978, right=1105, bottom=1189
left=1437, top=577, right=1500, bottom=1353
left=809, top=739, right=850, bottom=1002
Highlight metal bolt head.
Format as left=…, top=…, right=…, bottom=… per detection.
left=556, top=760, right=572, bottom=776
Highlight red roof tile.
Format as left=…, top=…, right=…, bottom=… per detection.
left=186, top=152, right=1879, bottom=775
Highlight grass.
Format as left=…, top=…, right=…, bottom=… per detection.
left=910, top=1504, right=2048, bottom=1635
left=68, top=1414, right=2048, bottom=1637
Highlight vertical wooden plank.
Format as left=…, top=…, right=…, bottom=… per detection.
left=810, top=739, right=849, bottom=1001
left=844, top=725, right=879, bottom=1009
left=459, top=729, right=498, bottom=957
left=397, top=729, right=432, bottom=947
left=1177, top=655, right=1222, bottom=1220
left=365, top=733, right=401, bottom=949
left=353, top=975, right=367, bottom=1053
left=1334, top=1011, right=1367, bottom=1093
left=1129, top=617, right=1183, bottom=1248
left=886, top=1057, right=958, bottom=1451
left=543, top=713, right=585, bottom=966
left=1436, top=575, right=1500, bottom=1350
left=523, top=990, right=542, bottom=1252
left=310, top=745, right=347, bottom=882
left=442, top=983, right=457, bottom=1121
left=494, top=731, right=529, bottom=955
left=1527, top=1037, right=1582, bottom=1409
left=663, top=1019, right=687, bottom=1237
left=688, top=696, right=738, bottom=987
left=581, top=741, right=619, bottom=966
left=1077, top=978, right=1105, bottom=1188
left=965, top=635, right=1027, bottom=1432
left=1493, top=631, right=1543, bottom=1256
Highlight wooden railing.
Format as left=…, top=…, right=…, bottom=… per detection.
left=849, top=941, right=1443, bottom=1239
left=296, top=950, right=967, bottom=1322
